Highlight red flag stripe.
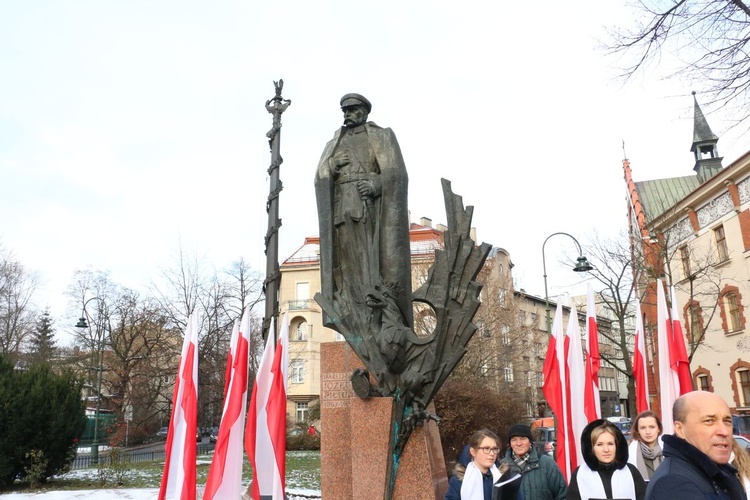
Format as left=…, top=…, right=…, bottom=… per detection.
left=632, top=300, right=650, bottom=413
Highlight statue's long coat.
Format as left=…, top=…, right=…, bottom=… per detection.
left=314, top=122, right=412, bottom=328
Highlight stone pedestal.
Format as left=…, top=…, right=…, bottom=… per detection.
left=320, top=342, right=449, bottom=500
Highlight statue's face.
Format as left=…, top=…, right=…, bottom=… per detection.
left=342, top=105, right=368, bottom=128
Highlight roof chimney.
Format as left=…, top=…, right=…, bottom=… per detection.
left=420, top=217, right=432, bottom=228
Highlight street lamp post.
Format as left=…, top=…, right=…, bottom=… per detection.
left=75, top=297, right=107, bottom=466
left=542, top=232, right=594, bottom=334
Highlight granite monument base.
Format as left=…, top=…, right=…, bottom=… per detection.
left=320, top=342, right=449, bottom=499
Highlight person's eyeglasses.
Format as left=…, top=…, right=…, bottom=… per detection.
left=477, top=447, right=500, bottom=455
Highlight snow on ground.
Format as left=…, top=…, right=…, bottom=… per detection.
left=1, top=490, right=159, bottom=499
left=2, top=487, right=322, bottom=499
left=75, top=446, right=110, bottom=454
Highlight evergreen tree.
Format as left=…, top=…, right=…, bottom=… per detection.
left=28, top=309, right=56, bottom=364
left=0, top=356, right=86, bottom=486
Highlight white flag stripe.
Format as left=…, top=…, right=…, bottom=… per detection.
left=254, top=319, right=278, bottom=496
left=162, top=313, right=198, bottom=500
left=567, top=303, right=587, bottom=469
left=657, top=280, right=678, bottom=435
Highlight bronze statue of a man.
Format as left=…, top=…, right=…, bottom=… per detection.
left=314, top=93, right=412, bottom=328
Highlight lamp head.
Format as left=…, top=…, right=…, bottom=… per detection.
left=573, top=256, right=594, bottom=273
left=75, top=317, right=89, bottom=329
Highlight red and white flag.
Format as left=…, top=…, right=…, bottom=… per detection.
left=245, top=312, right=289, bottom=500
left=158, top=313, right=199, bottom=500
left=221, top=319, right=240, bottom=403
left=542, top=301, right=571, bottom=481
left=657, top=280, right=679, bottom=435
left=566, top=302, right=587, bottom=471
left=583, top=283, right=601, bottom=421
left=632, top=299, right=650, bottom=413
left=266, top=311, right=289, bottom=499
left=669, top=286, right=693, bottom=395
left=204, top=308, right=252, bottom=500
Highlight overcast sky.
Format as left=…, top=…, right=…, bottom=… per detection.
left=2, top=1, right=748, bottom=345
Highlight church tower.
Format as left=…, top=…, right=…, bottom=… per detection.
left=691, top=91, right=723, bottom=182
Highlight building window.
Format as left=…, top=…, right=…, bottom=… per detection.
left=295, top=321, right=308, bottom=341
left=691, top=306, right=701, bottom=339
left=679, top=246, right=691, bottom=279
left=476, top=320, right=490, bottom=338
left=740, top=370, right=750, bottom=407
left=600, top=376, right=616, bottom=392
left=684, top=301, right=704, bottom=344
left=726, top=293, right=741, bottom=331
left=719, top=285, right=745, bottom=334
left=480, top=361, right=489, bottom=376
left=296, top=402, right=308, bottom=423
left=291, top=360, right=304, bottom=383
left=714, top=225, right=729, bottom=261
left=693, top=367, right=713, bottom=392
left=504, top=363, right=514, bottom=383
left=501, top=325, right=510, bottom=345
left=730, top=360, right=750, bottom=408
left=290, top=282, right=310, bottom=310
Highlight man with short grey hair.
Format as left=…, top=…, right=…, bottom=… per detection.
left=645, top=391, right=745, bottom=499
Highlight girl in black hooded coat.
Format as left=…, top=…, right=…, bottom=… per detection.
left=567, top=419, right=647, bottom=500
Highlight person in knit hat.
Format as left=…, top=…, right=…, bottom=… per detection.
left=500, top=423, right=567, bottom=500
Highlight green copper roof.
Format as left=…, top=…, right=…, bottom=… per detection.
left=635, top=175, right=700, bottom=223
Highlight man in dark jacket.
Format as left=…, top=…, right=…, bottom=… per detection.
left=645, top=391, right=746, bottom=500
left=500, top=424, right=567, bottom=500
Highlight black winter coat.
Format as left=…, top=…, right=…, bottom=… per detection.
left=645, top=434, right=746, bottom=500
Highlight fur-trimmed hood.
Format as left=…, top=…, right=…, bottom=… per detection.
left=580, top=419, right=629, bottom=471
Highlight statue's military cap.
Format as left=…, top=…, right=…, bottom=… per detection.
left=340, top=93, right=371, bottom=112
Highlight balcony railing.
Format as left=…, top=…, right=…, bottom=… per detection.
left=288, top=299, right=312, bottom=310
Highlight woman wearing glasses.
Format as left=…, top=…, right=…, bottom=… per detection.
left=567, top=419, right=646, bottom=500
left=446, top=429, right=502, bottom=500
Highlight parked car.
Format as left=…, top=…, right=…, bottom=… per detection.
left=614, top=420, right=632, bottom=440
left=156, top=427, right=168, bottom=439
left=209, top=427, right=219, bottom=443
left=733, top=414, right=750, bottom=439
left=735, top=435, right=750, bottom=450
left=287, top=427, right=304, bottom=437
left=532, top=426, right=555, bottom=457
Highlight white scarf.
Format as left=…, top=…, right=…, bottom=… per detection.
left=461, top=461, right=501, bottom=500
left=627, top=436, right=664, bottom=481
left=576, top=463, right=636, bottom=499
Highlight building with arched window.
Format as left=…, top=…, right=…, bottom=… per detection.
left=625, top=93, right=750, bottom=413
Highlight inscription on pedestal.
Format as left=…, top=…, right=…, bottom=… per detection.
left=321, top=372, right=355, bottom=408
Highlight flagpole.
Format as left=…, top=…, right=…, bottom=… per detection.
left=262, top=80, right=291, bottom=343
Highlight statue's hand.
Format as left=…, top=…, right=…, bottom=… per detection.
left=332, top=152, right=350, bottom=170
left=357, top=180, right=376, bottom=199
